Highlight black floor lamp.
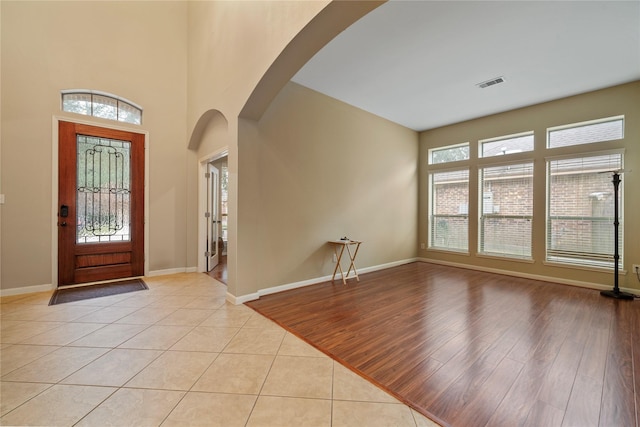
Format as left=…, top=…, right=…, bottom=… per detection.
left=600, top=170, right=634, bottom=300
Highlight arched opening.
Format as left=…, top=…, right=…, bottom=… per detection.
left=188, top=109, right=230, bottom=276
left=188, top=109, right=228, bottom=151
left=239, top=1, right=382, bottom=121
left=191, top=2, right=382, bottom=298
left=225, top=1, right=381, bottom=299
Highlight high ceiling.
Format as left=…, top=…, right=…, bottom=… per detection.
left=292, top=1, right=640, bottom=131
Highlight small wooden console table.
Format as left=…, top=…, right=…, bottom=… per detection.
left=329, top=239, right=362, bottom=284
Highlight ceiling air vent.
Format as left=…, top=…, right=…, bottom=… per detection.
left=477, top=76, right=505, bottom=89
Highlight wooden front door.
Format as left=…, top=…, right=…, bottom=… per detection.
left=58, top=121, right=145, bottom=286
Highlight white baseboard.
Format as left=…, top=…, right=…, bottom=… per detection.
left=0, top=265, right=200, bottom=298
left=228, top=291, right=259, bottom=305
left=232, top=258, right=417, bottom=304
left=416, top=257, right=639, bottom=295
left=0, top=283, right=54, bottom=297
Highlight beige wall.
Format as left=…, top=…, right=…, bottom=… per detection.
left=185, top=1, right=378, bottom=297
left=186, top=1, right=330, bottom=130
left=0, top=1, right=3, bottom=288
left=186, top=0, right=331, bottom=296
left=236, top=82, right=418, bottom=297
left=6, top=0, right=633, bottom=299
left=0, top=0, right=375, bottom=295
left=1, top=1, right=188, bottom=290
left=419, top=81, right=640, bottom=291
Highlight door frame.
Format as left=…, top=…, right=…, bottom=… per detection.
left=51, top=116, right=150, bottom=287
left=198, top=148, right=228, bottom=273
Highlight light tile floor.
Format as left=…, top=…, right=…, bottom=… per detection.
left=1, top=273, right=440, bottom=426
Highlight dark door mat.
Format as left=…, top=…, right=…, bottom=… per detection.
left=49, top=278, right=148, bottom=305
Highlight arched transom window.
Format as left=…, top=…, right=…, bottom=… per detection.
left=61, top=90, right=142, bottom=125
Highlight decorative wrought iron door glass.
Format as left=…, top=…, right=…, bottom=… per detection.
left=76, top=135, right=131, bottom=243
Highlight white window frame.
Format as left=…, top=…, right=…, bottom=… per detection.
left=478, top=161, right=534, bottom=260
left=547, top=115, right=624, bottom=149
left=61, top=90, right=143, bottom=125
left=428, top=142, right=470, bottom=165
left=545, top=149, right=624, bottom=270
left=428, top=167, right=470, bottom=253
left=479, top=131, right=534, bottom=158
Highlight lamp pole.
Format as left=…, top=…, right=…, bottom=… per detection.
left=600, top=171, right=634, bottom=300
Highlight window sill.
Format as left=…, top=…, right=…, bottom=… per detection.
left=543, top=260, right=624, bottom=274
left=476, top=253, right=534, bottom=264
left=426, top=247, right=470, bottom=256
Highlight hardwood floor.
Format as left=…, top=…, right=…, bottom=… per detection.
left=206, top=255, right=227, bottom=284
left=246, top=262, right=640, bottom=427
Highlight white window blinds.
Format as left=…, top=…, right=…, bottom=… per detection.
left=547, top=152, right=623, bottom=268
left=429, top=169, right=469, bottom=252
left=479, top=162, right=533, bottom=259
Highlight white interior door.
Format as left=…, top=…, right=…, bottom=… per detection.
left=206, top=163, right=220, bottom=271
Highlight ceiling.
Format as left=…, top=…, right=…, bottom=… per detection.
left=292, top=1, right=640, bottom=132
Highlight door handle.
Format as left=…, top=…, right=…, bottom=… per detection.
left=60, top=221, right=67, bottom=227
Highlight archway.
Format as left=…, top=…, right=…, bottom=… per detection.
left=188, top=109, right=230, bottom=275
left=190, top=1, right=383, bottom=299
left=240, top=1, right=383, bottom=121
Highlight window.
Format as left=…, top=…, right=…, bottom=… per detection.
left=221, top=164, right=229, bottom=243
left=429, top=143, right=469, bottom=164
left=429, top=169, right=469, bottom=252
left=62, top=91, right=142, bottom=125
left=76, top=135, right=132, bottom=243
left=480, top=132, right=534, bottom=158
left=547, top=151, right=623, bottom=268
left=479, top=162, right=533, bottom=259
left=547, top=116, right=623, bottom=149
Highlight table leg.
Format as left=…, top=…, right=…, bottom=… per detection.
left=345, top=242, right=361, bottom=282
left=332, top=244, right=347, bottom=284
